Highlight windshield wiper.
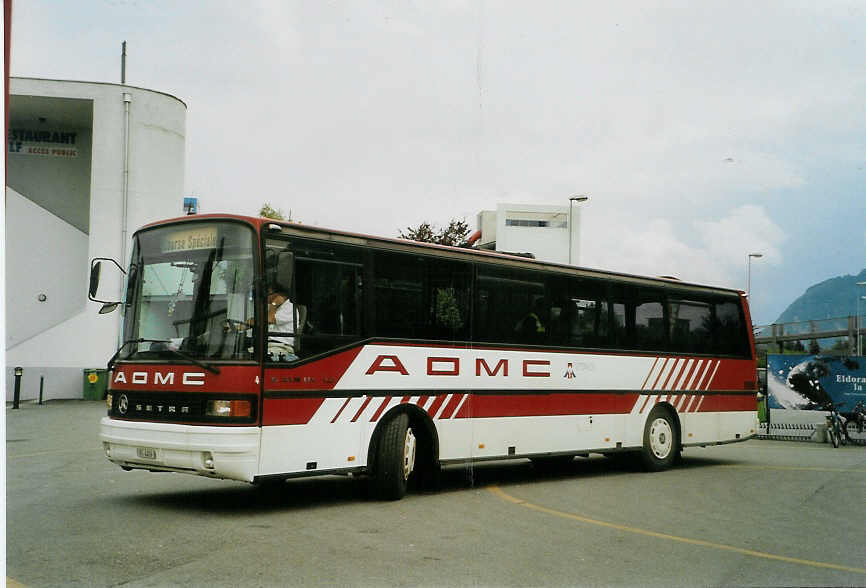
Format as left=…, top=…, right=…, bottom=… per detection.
left=107, top=338, right=221, bottom=374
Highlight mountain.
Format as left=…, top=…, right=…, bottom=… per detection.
left=774, top=269, right=866, bottom=324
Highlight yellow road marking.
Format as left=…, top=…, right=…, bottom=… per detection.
left=720, top=464, right=866, bottom=474
left=7, top=577, right=27, bottom=587
left=488, top=485, right=866, bottom=576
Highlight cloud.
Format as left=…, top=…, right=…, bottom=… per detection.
left=583, top=204, right=786, bottom=290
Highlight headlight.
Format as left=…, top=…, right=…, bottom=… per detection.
left=205, top=399, right=252, bottom=418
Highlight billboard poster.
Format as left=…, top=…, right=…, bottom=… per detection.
left=767, top=354, right=866, bottom=412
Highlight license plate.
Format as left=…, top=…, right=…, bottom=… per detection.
left=137, top=447, right=157, bottom=460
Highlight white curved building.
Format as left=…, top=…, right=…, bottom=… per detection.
left=6, top=77, right=187, bottom=400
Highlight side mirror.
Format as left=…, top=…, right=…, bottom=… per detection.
left=99, top=302, right=122, bottom=314
left=89, top=257, right=127, bottom=308
left=89, top=261, right=102, bottom=299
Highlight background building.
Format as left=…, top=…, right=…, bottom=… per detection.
left=476, top=202, right=585, bottom=265
left=5, top=77, right=187, bottom=400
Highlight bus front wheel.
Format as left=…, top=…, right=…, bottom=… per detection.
left=640, top=407, right=679, bottom=471
left=373, top=413, right=416, bottom=500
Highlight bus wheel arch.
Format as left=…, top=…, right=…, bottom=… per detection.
left=368, top=404, right=440, bottom=499
left=640, top=403, right=681, bottom=471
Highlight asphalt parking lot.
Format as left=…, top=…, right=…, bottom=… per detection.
left=6, top=400, right=866, bottom=587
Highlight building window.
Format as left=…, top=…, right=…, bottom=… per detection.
left=505, top=219, right=567, bottom=228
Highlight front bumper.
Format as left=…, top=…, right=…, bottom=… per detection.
left=100, top=417, right=261, bottom=482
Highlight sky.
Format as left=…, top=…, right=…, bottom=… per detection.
left=9, top=0, right=866, bottom=325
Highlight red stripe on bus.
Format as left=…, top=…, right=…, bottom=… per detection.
left=661, top=358, right=680, bottom=390
left=426, top=395, right=447, bottom=417
left=438, top=394, right=465, bottom=419
left=671, top=360, right=690, bottom=390
left=681, top=360, right=700, bottom=390
left=261, top=397, right=324, bottom=426
left=370, top=397, right=392, bottom=422
left=651, top=358, right=669, bottom=390
left=264, top=346, right=364, bottom=392
left=464, top=393, right=639, bottom=418
left=641, top=357, right=660, bottom=390
left=330, top=397, right=352, bottom=423
left=350, top=396, right=373, bottom=422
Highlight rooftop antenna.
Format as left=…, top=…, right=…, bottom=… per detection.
left=121, top=41, right=127, bottom=84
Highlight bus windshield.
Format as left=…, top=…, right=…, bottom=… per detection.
left=119, top=221, right=258, bottom=362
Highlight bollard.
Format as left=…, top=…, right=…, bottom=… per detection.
left=13, top=366, right=23, bottom=409
left=39, top=376, right=44, bottom=405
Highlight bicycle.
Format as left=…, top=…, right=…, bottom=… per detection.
left=824, top=400, right=847, bottom=448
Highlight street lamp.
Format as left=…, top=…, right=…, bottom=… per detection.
left=857, top=281, right=866, bottom=356
left=568, top=195, right=589, bottom=265
left=746, top=252, right=763, bottom=299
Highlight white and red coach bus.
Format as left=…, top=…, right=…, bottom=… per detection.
left=95, top=214, right=757, bottom=499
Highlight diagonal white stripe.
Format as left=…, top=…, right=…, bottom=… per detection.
left=684, top=395, right=696, bottom=412
left=693, top=359, right=713, bottom=390
left=673, top=359, right=693, bottom=390
left=451, top=393, right=469, bottom=418
left=703, top=360, right=721, bottom=391
left=433, top=394, right=453, bottom=419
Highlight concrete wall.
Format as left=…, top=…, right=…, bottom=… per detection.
left=5, top=187, right=89, bottom=347
left=5, top=78, right=187, bottom=400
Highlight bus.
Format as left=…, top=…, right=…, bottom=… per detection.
left=94, top=214, right=758, bottom=500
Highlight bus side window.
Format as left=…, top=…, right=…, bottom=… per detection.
left=427, top=258, right=471, bottom=342
left=567, top=277, right=609, bottom=349
left=714, top=300, right=748, bottom=357
left=373, top=252, right=425, bottom=339
left=475, top=266, right=546, bottom=345
left=634, top=290, right=667, bottom=351
left=668, top=298, right=712, bottom=353
left=301, top=261, right=361, bottom=337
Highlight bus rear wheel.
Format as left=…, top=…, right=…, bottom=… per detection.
left=640, top=407, right=679, bottom=471
left=373, top=413, right=416, bottom=500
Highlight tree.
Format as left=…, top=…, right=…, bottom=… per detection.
left=808, top=339, right=821, bottom=355
left=400, top=218, right=471, bottom=246
left=259, top=203, right=289, bottom=221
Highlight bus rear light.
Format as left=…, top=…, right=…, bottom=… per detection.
left=106, top=393, right=113, bottom=410
left=203, top=452, right=215, bottom=469
left=205, top=399, right=252, bottom=418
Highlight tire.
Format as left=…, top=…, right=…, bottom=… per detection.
left=373, top=413, right=416, bottom=500
left=640, top=406, right=679, bottom=471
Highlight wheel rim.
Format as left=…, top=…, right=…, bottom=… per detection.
left=402, top=427, right=417, bottom=480
left=648, top=418, right=673, bottom=460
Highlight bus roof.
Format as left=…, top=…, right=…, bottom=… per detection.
left=137, top=213, right=745, bottom=297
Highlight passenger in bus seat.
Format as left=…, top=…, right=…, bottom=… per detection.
left=516, top=298, right=548, bottom=342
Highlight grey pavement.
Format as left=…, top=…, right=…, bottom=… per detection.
left=6, top=400, right=866, bottom=587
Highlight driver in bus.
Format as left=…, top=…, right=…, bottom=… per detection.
left=266, top=287, right=307, bottom=361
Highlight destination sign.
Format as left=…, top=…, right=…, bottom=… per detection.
left=161, top=226, right=218, bottom=253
